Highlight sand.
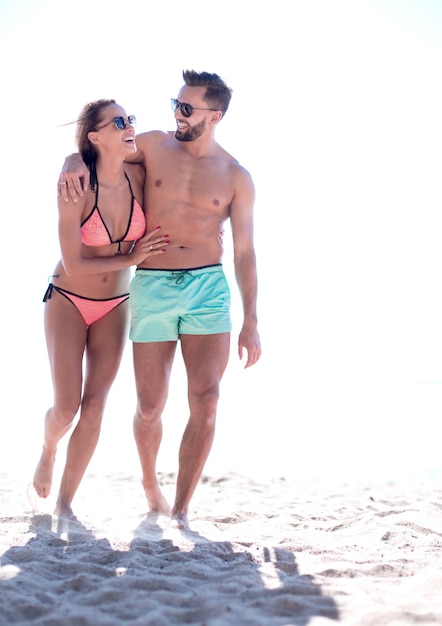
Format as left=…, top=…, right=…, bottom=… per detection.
left=1, top=470, right=442, bottom=625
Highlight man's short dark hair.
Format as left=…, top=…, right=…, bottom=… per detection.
left=182, top=69, right=233, bottom=116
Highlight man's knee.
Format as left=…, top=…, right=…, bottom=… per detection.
left=189, top=383, right=220, bottom=414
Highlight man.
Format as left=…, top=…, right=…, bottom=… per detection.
left=59, top=70, right=261, bottom=529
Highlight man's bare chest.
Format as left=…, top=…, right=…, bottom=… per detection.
left=147, top=162, right=233, bottom=210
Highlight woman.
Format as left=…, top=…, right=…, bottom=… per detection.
left=31, top=99, right=168, bottom=518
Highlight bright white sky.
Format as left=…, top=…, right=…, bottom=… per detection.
left=1, top=0, right=442, bottom=485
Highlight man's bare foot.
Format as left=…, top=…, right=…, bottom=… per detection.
left=143, top=484, right=171, bottom=516
left=170, top=511, right=190, bottom=530
left=33, top=448, right=56, bottom=499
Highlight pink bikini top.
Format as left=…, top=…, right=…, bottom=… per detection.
left=80, top=173, right=146, bottom=252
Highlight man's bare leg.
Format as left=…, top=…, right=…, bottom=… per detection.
left=133, top=410, right=171, bottom=515
left=133, top=341, right=177, bottom=515
left=170, top=414, right=216, bottom=529
left=171, top=333, right=230, bottom=529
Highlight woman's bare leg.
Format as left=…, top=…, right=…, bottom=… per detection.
left=33, top=295, right=86, bottom=499
left=55, top=303, right=128, bottom=515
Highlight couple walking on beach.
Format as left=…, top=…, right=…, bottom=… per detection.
left=32, top=69, right=261, bottom=530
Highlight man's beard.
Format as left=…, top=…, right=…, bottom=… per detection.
left=175, top=119, right=206, bottom=142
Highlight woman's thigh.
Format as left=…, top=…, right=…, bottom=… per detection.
left=44, top=291, right=87, bottom=410
left=82, top=301, right=129, bottom=400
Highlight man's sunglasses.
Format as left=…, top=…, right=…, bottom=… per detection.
left=97, top=115, right=137, bottom=131
left=171, top=98, right=217, bottom=118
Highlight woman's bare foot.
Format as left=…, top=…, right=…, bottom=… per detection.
left=171, top=511, right=190, bottom=530
left=143, top=484, right=171, bottom=516
left=54, top=503, right=77, bottom=520
left=33, top=448, right=56, bottom=499
left=26, top=483, right=43, bottom=514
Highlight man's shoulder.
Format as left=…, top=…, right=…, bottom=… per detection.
left=228, top=157, right=253, bottom=185
left=223, top=156, right=255, bottom=197
left=130, top=130, right=173, bottom=164
left=218, top=145, right=251, bottom=177
left=136, top=129, right=174, bottom=147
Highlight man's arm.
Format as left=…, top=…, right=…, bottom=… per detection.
left=230, top=166, right=262, bottom=368
left=58, top=153, right=88, bottom=202
left=58, top=132, right=152, bottom=202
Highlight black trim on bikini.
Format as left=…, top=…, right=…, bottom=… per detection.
left=43, top=283, right=129, bottom=303
left=80, top=172, right=135, bottom=246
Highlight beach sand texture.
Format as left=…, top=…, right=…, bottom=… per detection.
left=1, top=471, right=442, bottom=625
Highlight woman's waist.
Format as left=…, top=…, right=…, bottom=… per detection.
left=49, top=265, right=130, bottom=297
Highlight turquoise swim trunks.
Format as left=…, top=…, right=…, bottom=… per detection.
left=129, top=264, right=232, bottom=342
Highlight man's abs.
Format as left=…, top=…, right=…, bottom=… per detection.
left=137, top=240, right=223, bottom=270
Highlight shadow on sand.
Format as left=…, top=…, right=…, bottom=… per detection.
left=0, top=512, right=339, bottom=625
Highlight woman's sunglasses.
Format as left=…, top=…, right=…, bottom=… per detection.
left=97, top=115, right=137, bottom=131
left=171, top=98, right=217, bottom=118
